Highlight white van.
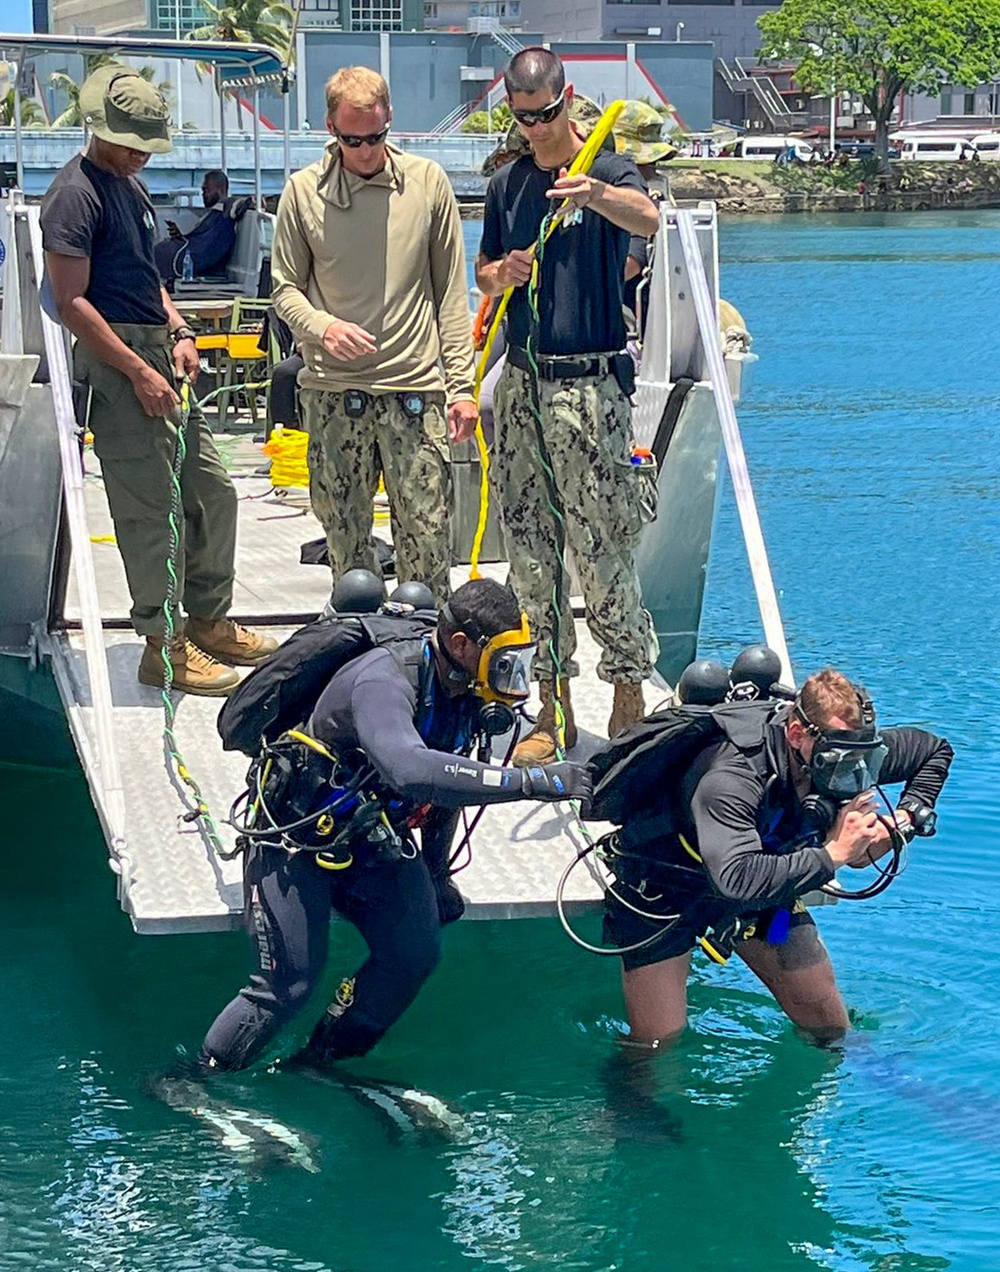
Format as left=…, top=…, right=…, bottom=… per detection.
left=971, top=132, right=1000, bottom=160
left=730, top=135, right=815, bottom=161
left=894, top=134, right=977, bottom=161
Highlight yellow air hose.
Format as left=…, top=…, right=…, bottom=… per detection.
left=468, top=99, right=627, bottom=577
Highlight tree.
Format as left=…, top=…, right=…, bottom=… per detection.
left=187, top=0, right=294, bottom=59
left=0, top=88, right=43, bottom=127
left=758, top=0, right=1000, bottom=158
left=49, top=58, right=172, bottom=128
left=461, top=104, right=513, bottom=134
left=187, top=0, right=293, bottom=131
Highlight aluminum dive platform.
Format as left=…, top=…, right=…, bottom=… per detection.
left=2, top=188, right=770, bottom=933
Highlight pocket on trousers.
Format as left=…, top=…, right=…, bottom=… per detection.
left=421, top=398, right=450, bottom=459
left=86, top=364, right=159, bottom=463
left=602, top=440, right=644, bottom=541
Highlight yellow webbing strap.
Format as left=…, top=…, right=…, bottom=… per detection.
left=286, top=729, right=337, bottom=763
left=468, top=100, right=628, bottom=577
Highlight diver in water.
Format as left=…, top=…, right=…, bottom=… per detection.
left=592, top=666, right=953, bottom=1045
left=201, top=576, right=590, bottom=1072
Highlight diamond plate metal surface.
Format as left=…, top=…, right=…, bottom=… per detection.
left=53, top=621, right=638, bottom=934
left=56, top=436, right=675, bottom=933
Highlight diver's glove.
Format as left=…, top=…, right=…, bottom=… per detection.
left=520, top=762, right=592, bottom=804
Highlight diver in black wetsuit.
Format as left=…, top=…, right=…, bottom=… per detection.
left=201, top=578, right=590, bottom=1071
left=600, top=668, right=953, bottom=1046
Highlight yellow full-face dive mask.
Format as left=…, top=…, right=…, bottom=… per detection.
left=474, top=613, right=534, bottom=705
left=440, top=604, right=534, bottom=704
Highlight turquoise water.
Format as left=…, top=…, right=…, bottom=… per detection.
left=3, top=211, right=1000, bottom=1271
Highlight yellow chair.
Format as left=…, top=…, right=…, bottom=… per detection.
left=213, top=297, right=273, bottom=430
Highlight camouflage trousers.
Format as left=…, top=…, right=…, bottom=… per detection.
left=300, top=388, right=453, bottom=604
left=491, top=363, right=656, bottom=684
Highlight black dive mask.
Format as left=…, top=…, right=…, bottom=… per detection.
left=808, top=726, right=888, bottom=799
left=795, top=685, right=887, bottom=800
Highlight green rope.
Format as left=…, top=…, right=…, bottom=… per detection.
left=157, top=378, right=266, bottom=862
left=523, top=213, right=598, bottom=855
left=524, top=211, right=571, bottom=758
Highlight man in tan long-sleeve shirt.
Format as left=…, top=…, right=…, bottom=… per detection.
left=272, top=66, right=478, bottom=602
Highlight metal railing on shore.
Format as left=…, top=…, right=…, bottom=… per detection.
left=1, top=127, right=499, bottom=197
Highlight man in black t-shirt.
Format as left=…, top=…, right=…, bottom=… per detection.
left=41, top=65, right=276, bottom=695
left=476, top=48, right=660, bottom=766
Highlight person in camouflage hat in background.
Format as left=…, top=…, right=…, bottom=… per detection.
left=481, top=91, right=609, bottom=177
left=476, top=50, right=661, bottom=764
left=613, top=99, right=679, bottom=176
left=614, top=100, right=678, bottom=335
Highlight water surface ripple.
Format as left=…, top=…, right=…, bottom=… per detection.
left=2, top=211, right=998, bottom=1271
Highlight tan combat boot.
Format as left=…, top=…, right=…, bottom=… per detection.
left=186, top=616, right=279, bottom=667
left=138, top=636, right=240, bottom=697
left=511, top=679, right=578, bottom=767
left=608, top=682, right=646, bottom=739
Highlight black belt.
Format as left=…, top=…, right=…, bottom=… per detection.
left=506, top=345, right=614, bottom=381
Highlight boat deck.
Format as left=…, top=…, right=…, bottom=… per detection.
left=53, top=433, right=633, bottom=933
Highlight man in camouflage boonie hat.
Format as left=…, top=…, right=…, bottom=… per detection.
left=79, top=63, right=172, bottom=155
left=481, top=92, right=611, bottom=177
left=613, top=100, right=678, bottom=168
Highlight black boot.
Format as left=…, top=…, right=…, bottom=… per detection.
left=290, top=978, right=383, bottom=1069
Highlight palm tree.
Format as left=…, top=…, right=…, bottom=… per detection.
left=187, top=0, right=294, bottom=58
left=187, top=0, right=293, bottom=135
left=0, top=88, right=43, bottom=127
left=49, top=58, right=172, bottom=129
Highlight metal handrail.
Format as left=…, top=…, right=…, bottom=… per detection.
left=674, top=207, right=793, bottom=684
left=21, top=200, right=130, bottom=864
left=433, top=100, right=475, bottom=134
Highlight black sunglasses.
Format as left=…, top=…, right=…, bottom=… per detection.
left=510, top=90, right=566, bottom=127
left=336, top=127, right=390, bottom=149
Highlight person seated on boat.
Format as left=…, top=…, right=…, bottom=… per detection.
left=199, top=577, right=591, bottom=1072
left=594, top=667, right=953, bottom=1047
left=40, top=65, right=278, bottom=696
left=271, top=65, right=478, bottom=606
left=153, top=170, right=244, bottom=288
left=259, top=308, right=304, bottom=438
left=476, top=48, right=660, bottom=765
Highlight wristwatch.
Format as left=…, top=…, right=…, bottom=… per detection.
left=170, top=325, right=197, bottom=346
left=896, top=796, right=938, bottom=838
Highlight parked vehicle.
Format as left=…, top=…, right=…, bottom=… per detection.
left=893, top=134, right=977, bottom=161
left=728, top=135, right=815, bottom=161
left=971, top=132, right=1000, bottom=160
left=835, top=141, right=876, bottom=158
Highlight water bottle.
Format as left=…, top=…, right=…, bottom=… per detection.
left=180, top=249, right=194, bottom=283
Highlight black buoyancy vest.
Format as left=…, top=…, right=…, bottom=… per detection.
left=587, top=700, right=779, bottom=848
left=217, top=610, right=438, bottom=756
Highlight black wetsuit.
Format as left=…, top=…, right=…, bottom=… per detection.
left=203, top=641, right=530, bottom=1070
left=604, top=719, right=954, bottom=970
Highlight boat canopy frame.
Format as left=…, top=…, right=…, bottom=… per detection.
left=0, top=32, right=293, bottom=198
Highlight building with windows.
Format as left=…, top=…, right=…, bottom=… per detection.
left=422, top=0, right=523, bottom=34
left=42, top=0, right=427, bottom=35
left=297, top=29, right=713, bottom=130
left=518, top=0, right=779, bottom=64
left=46, top=0, right=209, bottom=36
left=295, top=0, right=425, bottom=31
